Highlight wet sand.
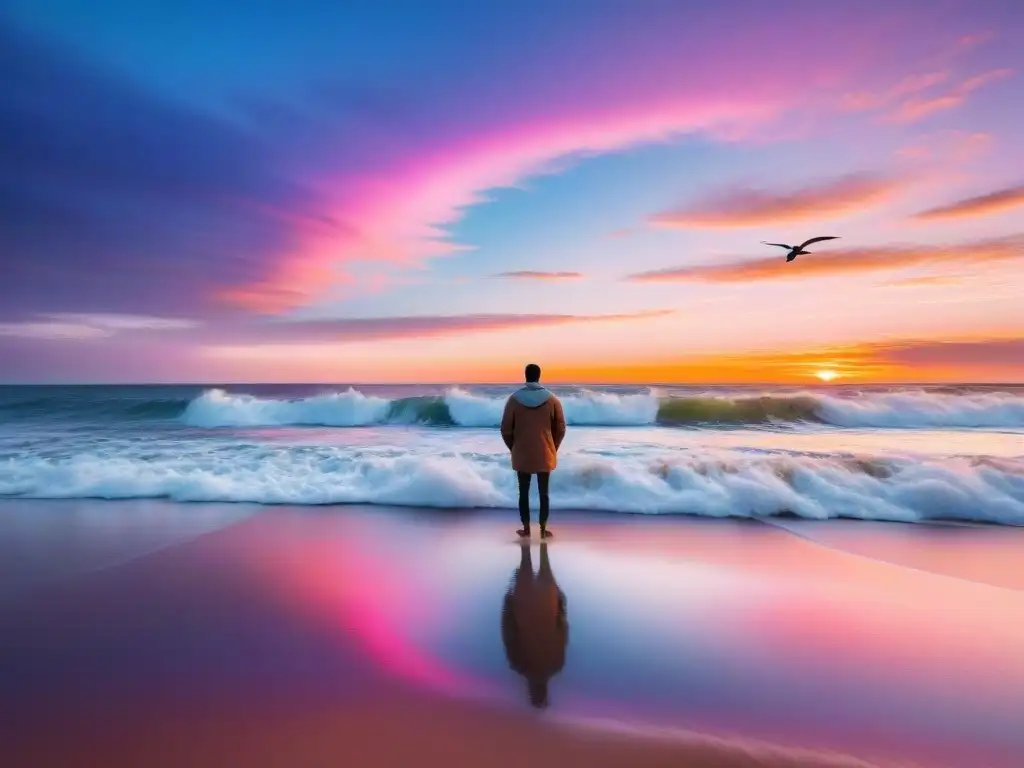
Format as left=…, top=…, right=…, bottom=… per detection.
left=2, top=500, right=1023, bottom=768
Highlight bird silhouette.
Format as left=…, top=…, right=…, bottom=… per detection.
left=762, top=236, right=840, bottom=262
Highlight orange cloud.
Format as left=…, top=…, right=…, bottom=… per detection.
left=882, top=274, right=964, bottom=288
left=649, top=174, right=899, bottom=230
left=911, top=184, right=1024, bottom=221
left=489, top=271, right=584, bottom=280
left=886, top=68, right=1012, bottom=124
left=625, top=235, right=1024, bottom=283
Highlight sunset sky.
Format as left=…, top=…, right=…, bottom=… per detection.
left=2, top=0, right=1023, bottom=384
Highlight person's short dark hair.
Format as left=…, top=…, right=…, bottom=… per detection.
left=525, top=363, right=541, bottom=383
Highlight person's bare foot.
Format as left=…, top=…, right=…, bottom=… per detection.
left=541, top=528, right=553, bottom=539
left=517, top=528, right=531, bottom=538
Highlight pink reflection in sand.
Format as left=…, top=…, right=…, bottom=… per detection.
left=217, top=515, right=496, bottom=699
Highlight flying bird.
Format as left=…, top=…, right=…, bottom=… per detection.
left=762, top=236, right=840, bottom=262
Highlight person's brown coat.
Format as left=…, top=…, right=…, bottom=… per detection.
left=500, top=388, right=566, bottom=473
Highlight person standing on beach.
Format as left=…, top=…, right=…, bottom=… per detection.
left=500, top=363, right=566, bottom=538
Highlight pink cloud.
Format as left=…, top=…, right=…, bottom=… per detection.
left=202, top=7, right=1007, bottom=316
left=625, top=235, right=1024, bottom=283
left=889, top=94, right=964, bottom=123
left=649, top=174, right=901, bottom=229
left=954, top=31, right=995, bottom=51
left=895, top=131, right=992, bottom=163
left=242, top=310, right=674, bottom=343
left=885, top=68, right=1012, bottom=124
left=215, top=11, right=933, bottom=314
left=840, top=71, right=949, bottom=112
left=221, top=99, right=786, bottom=313
left=912, top=184, right=1024, bottom=222
left=489, top=271, right=584, bottom=280
left=604, top=228, right=634, bottom=240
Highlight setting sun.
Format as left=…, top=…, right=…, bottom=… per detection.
left=815, top=369, right=839, bottom=382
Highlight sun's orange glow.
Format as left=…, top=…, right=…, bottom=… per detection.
left=193, top=332, right=1024, bottom=385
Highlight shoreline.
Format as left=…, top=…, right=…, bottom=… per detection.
left=2, top=495, right=1021, bottom=528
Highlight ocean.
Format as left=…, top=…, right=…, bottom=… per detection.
left=1, top=383, right=1023, bottom=525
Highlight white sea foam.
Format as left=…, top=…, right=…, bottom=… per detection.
left=178, top=387, right=1024, bottom=429
left=442, top=388, right=507, bottom=427
left=182, top=388, right=393, bottom=427
left=2, top=441, right=1022, bottom=525
left=442, top=387, right=660, bottom=427
left=814, top=391, right=1024, bottom=429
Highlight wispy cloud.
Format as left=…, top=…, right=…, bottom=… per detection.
left=840, top=71, right=949, bottom=112
left=604, top=228, right=634, bottom=240
left=869, top=336, right=1024, bottom=368
left=954, top=31, right=995, bottom=52
left=648, top=174, right=901, bottom=229
left=489, top=271, right=584, bottom=280
left=0, top=313, right=199, bottom=340
left=46, top=314, right=199, bottom=331
left=881, top=274, right=964, bottom=289
left=885, top=68, right=1012, bottom=124
left=248, top=309, right=673, bottom=343
left=0, top=322, right=111, bottom=341
left=895, top=131, right=992, bottom=163
left=911, top=184, right=1024, bottom=221
left=624, top=236, right=1024, bottom=283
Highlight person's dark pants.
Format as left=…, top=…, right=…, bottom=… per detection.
left=517, top=471, right=550, bottom=530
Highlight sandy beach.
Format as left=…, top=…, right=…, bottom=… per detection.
left=2, top=500, right=1023, bottom=768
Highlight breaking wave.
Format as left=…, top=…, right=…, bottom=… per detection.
left=179, top=387, right=1024, bottom=429
left=3, top=386, right=1023, bottom=430
left=2, top=442, right=1022, bottom=524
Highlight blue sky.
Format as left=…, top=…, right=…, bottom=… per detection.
left=2, top=0, right=1023, bottom=382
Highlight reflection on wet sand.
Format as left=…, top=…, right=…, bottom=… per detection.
left=4, top=504, right=1024, bottom=767
left=501, top=542, right=568, bottom=709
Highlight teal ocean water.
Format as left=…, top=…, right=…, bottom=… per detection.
left=1, top=384, right=1023, bottom=524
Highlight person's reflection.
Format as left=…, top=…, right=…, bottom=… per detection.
left=501, top=541, right=568, bottom=709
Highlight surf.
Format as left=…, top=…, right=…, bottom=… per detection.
left=2, top=442, right=1023, bottom=525
left=4, top=385, right=1024, bottom=430
left=179, top=387, right=1024, bottom=429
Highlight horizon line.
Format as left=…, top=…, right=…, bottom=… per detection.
left=1, top=380, right=1022, bottom=388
